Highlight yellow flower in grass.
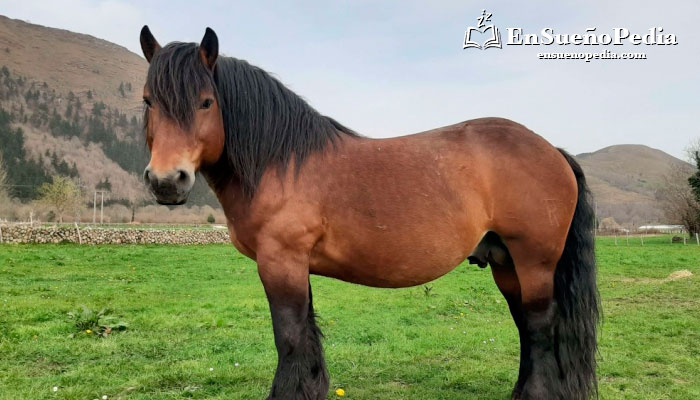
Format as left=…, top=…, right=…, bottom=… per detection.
left=86, top=329, right=92, bottom=334
left=335, top=388, right=346, bottom=397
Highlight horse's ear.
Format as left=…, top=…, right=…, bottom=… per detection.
left=199, top=27, right=218, bottom=70
left=140, top=25, right=161, bottom=63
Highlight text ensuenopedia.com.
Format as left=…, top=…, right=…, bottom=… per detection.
left=538, top=50, right=647, bottom=62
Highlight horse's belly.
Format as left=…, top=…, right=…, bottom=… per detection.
left=309, top=229, right=473, bottom=288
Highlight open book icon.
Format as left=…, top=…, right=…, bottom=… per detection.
left=463, top=25, right=502, bottom=49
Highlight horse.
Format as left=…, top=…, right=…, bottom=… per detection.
left=138, top=26, right=600, bottom=400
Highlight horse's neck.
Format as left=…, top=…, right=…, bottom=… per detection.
left=200, top=167, right=251, bottom=221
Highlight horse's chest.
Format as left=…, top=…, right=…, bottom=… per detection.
left=226, top=223, right=256, bottom=260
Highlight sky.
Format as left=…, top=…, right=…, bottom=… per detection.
left=1, top=0, right=697, bottom=159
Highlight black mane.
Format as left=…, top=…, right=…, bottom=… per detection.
left=145, top=42, right=357, bottom=196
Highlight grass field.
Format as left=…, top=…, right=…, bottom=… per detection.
left=1, top=236, right=698, bottom=399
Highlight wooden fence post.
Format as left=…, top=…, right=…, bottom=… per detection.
left=696, top=233, right=699, bottom=246
left=74, top=222, right=82, bottom=245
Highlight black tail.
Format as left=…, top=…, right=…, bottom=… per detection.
left=554, top=149, right=600, bottom=399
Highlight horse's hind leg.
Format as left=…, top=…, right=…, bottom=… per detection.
left=490, top=261, right=530, bottom=399
left=477, top=232, right=532, bottom=398
left=503, top=239, right=563, bottom=400
left=258, top=252, right=328, bottom=400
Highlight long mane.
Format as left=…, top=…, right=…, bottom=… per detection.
left=145, top=42, right=357, bottom=196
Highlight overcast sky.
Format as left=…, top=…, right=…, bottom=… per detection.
left=1, top=0, right=697, bottom=159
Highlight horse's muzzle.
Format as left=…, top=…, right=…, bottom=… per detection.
left=143, top=167, right=194, bottom=205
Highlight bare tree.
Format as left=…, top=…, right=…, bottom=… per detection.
left=124, top=189, right=149, bottom=223
left=659, top=163, right=700, bottom=235
left=684, top=138, right=700, bottom=163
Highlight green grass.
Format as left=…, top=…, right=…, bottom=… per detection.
left=0, top=236, right=698, bottom=399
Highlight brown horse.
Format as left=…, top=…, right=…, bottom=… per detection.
left=139, top=26, right=599, bottom=400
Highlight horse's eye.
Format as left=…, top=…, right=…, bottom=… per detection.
left=201, top=99, right=213, bottom=109
left=143, top=98, right=152, bottom=108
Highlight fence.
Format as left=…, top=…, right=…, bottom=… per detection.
left=604, top=230, right=700, bottom=246
left=0, top=222, right=230, bottom=245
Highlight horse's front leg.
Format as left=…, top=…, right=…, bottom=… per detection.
left=258, top=247, right=328, bottom=400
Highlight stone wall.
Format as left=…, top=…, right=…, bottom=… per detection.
left=0, top=225, right=230, bottom=245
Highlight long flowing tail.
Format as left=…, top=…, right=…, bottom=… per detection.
left=554, top=149, right=600, bottom=399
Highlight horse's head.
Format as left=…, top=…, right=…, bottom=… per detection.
left=139, top=26, right=225, bottom=205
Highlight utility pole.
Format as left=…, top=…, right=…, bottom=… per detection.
left=93, top=190, right=106, bottom=224
left=100, top=191, right=104, bottom=224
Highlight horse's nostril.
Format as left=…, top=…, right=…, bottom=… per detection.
left=176, top=170, right=188, bottom=182
left=144, top=168, right=153, bottom=184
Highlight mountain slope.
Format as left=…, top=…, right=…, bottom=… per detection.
left=575, top=144, right=694, bottom=226
left=0, top=15, right=145, bottom=115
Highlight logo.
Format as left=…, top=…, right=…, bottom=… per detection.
left=462, top=10, right=678, bottom=61
left=463, top=10, right=502, bottom=50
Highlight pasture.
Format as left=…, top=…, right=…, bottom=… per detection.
left=1, top=236, right=698, bottom=399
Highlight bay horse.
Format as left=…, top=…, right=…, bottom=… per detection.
left=139, top=26, right=599, bottom=400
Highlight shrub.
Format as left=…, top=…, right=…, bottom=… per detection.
left=207, top=214, right=215, bottom=224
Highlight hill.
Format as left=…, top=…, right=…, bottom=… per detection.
left=575, top=144, right=695, bottom=227
left=0, top=15, right=145, bottom=116
left=0, top=15, right=220, bottom=223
